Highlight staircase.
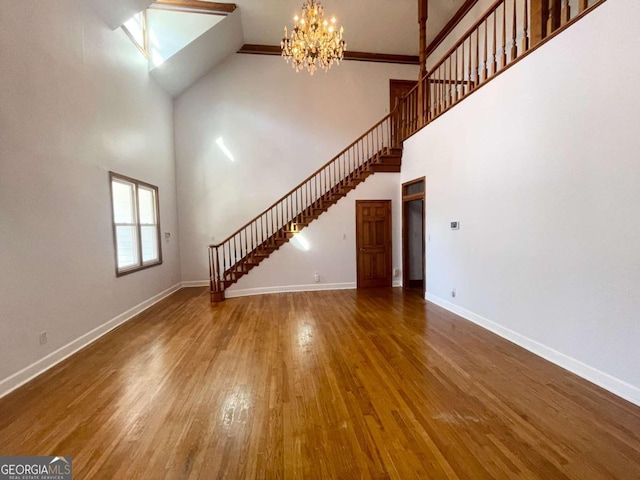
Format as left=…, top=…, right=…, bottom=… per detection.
left=208, top=112, right=403, bottom=302
left=209, top=0, right=606, bottom=302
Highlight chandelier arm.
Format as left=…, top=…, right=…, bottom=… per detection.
left=280, top=0, right=346, bottom=74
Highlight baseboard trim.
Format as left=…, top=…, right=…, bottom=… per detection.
left=181, top=280, right=209, bottom=287
left=227, top=282, right=357, bottom=298
left=425, top=293, right=640, bottom=407
left=183, top=280, right=403, bottom=297
left=0, top=283, right=182, bottom=400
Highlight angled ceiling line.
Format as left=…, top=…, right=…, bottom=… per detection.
left=426, top=0, right=479, bottom=57
left=150, top=0, right=237, bottom=16
left=237, top=44, right=419, bottom=65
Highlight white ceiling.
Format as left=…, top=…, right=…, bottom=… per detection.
left=95, top=0, right=467, bottom=56
left=93, top=0, right=470, bottom=98
left=230, top=0, right=467, bottom=56
left=150, top=10, right=244, bottom=97
left=147, top=10, right=225, bottom=63
left=90, top=0, right=155, bottom=30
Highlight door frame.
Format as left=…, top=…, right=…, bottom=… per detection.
left=389, top=79, right=418, bottom=111
left=402, top=177, right=426, bottom=297
left=390, top=80, right=418, bottom=145
left=355, top=199, right=393, bottom=288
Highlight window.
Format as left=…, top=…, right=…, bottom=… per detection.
left=110, top=172, right=162, bottom=276
left=122, top=11, right=148, bottom=57
left=403, top=179, right=425, bottom=197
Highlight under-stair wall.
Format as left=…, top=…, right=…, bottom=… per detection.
left=175, top=54, right=417, bottom=290
left=401, top=0, right=640, bottom=405
left=221, top=174, right=403, bottom=297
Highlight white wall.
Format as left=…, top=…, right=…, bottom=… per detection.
left=147, top=9, right=224, bottom=63
left=150, top=9, right=245, bottom=97
left=175, top=54, right=417, bottom=289
left=402, top=0, right=640, bottom=404
left=0, top=0, right=181, bottom=395
left=228, top=174, right=402, bottom=295
left=427, top=0, right=496, bottom=70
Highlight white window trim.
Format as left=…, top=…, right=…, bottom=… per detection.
left=109, top=172, right=163, bottom=277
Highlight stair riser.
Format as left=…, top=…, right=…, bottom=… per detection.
left=213, top=149, right=402, bottom=293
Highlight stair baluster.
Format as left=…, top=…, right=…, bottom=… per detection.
left=210, top=0, right=601, bottom=300
left=209, top=114, right=404, bottom=301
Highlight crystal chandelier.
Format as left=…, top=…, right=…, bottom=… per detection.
left=281, top=0, right=346, bottom=75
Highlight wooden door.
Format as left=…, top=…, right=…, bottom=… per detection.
left=356, top=200, right=392, bottom=288
left=390, top=79, right=418, bottom=111
left=390, top=80, right=417, bottom=145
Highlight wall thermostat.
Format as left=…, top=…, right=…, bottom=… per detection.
left=450, top=221, right=460, bottom=230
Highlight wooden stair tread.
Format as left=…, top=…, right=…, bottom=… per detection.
left=211, top=144, right=403, bottom=296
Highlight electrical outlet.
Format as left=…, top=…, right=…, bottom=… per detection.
left=314, top=272, right=320, bottom=283
left=393, top=268, right=400, bottom=277
left=39, top=331, right=48, bottom=345
left=451, top=289, right=456, bottom=298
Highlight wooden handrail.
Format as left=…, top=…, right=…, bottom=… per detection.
left=395, top=0, right=506, bottom=107
left=427, top=0, right=504, bottom=77
left=209, top=112, right=395, bottom=248
left=208, top=105, right=398, bottom=301
left=209, top=0, right=608, bottom=301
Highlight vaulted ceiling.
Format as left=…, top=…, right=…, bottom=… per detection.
left=233, top=0, right=467, bottom=56
left=89, top=0, right=470, bottom=97
left=93, top=0, right=468, bottom=56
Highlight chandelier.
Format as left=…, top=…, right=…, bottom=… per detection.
left=281, top=0, right=346, bottom=75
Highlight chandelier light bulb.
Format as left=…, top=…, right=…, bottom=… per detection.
left=280, top=0, right=346, bottom=75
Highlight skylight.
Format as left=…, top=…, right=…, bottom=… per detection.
left=123, top=12, right=147, bottom=56
left=122, top=8, right=224, bottom=67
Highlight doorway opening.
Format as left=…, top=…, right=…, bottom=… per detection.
left=390, top=79, right=418, bottom=111
left=402, top=178, right=425, bottom=297
left=390, top=79, right=418, bottom=145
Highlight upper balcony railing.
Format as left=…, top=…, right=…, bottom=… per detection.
left=208, top=0, right=606, bottom=301
left=394, top=0, right=605, bottom=140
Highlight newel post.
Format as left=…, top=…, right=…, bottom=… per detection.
left=210, top=245, right=225, bottom=302
left=418, top=0, right=428, bottom=126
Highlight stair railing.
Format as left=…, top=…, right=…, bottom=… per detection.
left=397, top=0, right=532, bottom=139
left=398, top=0, right=604, bottom=134
left=208, top=0, right=606, bottom=301
left=209, top=110, right=401, bottom=301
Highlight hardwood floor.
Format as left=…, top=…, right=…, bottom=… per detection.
left=1, top=288, right=639, bottom=479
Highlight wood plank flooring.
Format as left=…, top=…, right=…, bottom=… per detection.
left=1, top=287, right=639, bottom=479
